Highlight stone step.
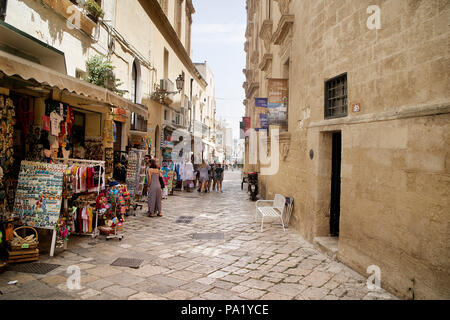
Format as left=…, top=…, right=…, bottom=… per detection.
left=313, top=237, right=339, bottom=260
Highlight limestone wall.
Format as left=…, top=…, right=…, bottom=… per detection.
left=246, top=0, right=450, bottom=299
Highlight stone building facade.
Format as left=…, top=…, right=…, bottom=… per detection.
left=1, top=0, right=214, bottom=163
left=244, top=0, right=449, bottom=299
left=194, top=61, right=217, bottom=162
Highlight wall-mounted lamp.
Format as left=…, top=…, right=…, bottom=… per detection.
left=152, top=74, right=185, bottom=103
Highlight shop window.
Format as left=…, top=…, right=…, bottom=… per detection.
left=325, top=73, right=348, bottom=119
left=0, top=0, right=7, bottom=21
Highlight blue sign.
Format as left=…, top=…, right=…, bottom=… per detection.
left=260, top=113, right=268, bottom=129
left=268, top=102, right=280, bottom=109
left=255, top=98, right=268, bottom=108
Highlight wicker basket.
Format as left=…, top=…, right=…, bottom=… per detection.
left=8, top=226, right=39, bottom=251
left=0, top=261, right=7, bottom=273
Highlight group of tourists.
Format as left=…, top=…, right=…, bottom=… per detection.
left=143, top=155, right=226, bottom=218
left=197, top=161, right=225, bottom=194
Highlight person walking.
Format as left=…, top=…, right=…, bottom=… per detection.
left=198, top=161, right=210, bottom=193
left=147, top=159, right=163, bottom=217
left=215, top=163, right=224, bottom=193
left=211, top=162, right=218, bottom=192
left=142, top=155, right=151, bottom=196
left=208, top=162, right=216, bottom=192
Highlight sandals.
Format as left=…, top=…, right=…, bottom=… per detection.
left=148, top=213, right=156, bottom=217
left=157, top=213, right=163, bottom=217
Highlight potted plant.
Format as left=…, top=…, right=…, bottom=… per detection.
left=85, top=0, right=104, bottom=22
left=86, top=55, right=124, bottom=96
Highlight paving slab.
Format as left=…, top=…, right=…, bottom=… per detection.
left=0, top=172, right=397, bottom=300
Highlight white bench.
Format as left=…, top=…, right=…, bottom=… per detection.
left=255, top=194, right=286, bottom=232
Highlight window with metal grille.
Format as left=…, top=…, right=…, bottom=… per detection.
left=325, top=73, right=348, bottom=119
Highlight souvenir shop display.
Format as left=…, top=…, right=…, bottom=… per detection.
left=25, top=126, right=44, bottom=162
left=0, top=166, right=7, bottom=218
left=55, top=216, right=69, bottom=249
left=13, top=161, right=65, bottom=229
left=105, top=148, right=114, bottom=174
left=56, top=158, right=106, bottom=239
left=85, top=137, right=104, bottom=161
left=126, top=149, right=147, bottom=198
left=96, top=184, right=128, bottom=240
left=167, top=170, right=175, bottom=195
left=42, top=100, right=75, bottom=159
left=178, top=160, right=195, bottom=192
left=0, top=95, right=16, bottom=176
left=161, top=161, right=177, bottom=196
left=113, top=151, right=128, bottom=182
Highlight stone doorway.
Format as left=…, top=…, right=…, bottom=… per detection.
left=330, top=131, right=342, bottom=237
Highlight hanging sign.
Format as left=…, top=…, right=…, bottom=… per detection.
left=243, top=117, right=251, bottom=137
left=113, top=108, right=127, bottom=123
left=254, top=98, right=269, bottom=130
left=268, top=79, right=288, bottom=126
left=259, top=113, right=268, bottom=130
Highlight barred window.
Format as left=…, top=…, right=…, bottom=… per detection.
left=325, top=73, right=348, bottom=119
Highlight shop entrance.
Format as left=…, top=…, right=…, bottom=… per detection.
left=330, top=132, right=342, bottom=237
left=113, top=121, right=123, bottom=152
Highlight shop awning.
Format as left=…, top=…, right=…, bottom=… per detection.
left=0, top=50, right=141, bottom=112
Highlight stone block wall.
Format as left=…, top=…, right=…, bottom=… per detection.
left=252, top=0, right=449, bottom=299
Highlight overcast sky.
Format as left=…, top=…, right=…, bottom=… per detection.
left=191, top=0, right=246, bottom=140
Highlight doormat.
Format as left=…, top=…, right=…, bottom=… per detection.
left=7, top=263, right=61, bottom=275
left=192, top=232, right=225, bottom=240
left=176, top=216, right=194, bottom=224
left=110, top=258, right=144, bottom=269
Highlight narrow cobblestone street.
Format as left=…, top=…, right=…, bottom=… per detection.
left=0, top=172, right=396, bottom=300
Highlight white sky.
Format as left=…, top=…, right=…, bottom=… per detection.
left=192, top=0, right=246, bottom=140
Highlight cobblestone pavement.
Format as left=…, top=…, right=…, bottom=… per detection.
left=0, top=171, right=397, bottom=300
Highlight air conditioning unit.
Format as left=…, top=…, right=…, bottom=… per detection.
left=160, top=79, right=174, bottom=92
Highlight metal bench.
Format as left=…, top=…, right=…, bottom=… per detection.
left=255, top=194, right=286, bottom=232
